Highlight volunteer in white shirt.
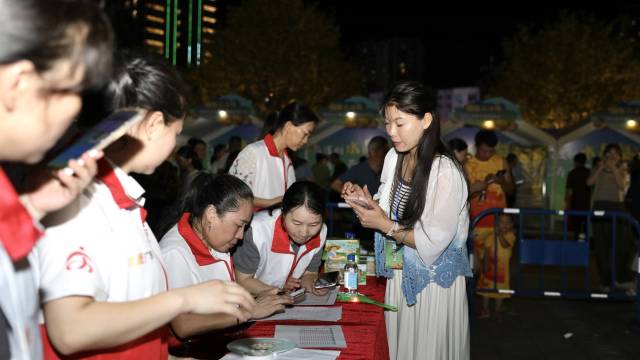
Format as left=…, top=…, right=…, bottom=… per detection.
left=35, top=55, right=255, bottom=359
left=160, top=173, right=292, bottom=340
left=229, top=103, right=319, bottom=209
left=0, top=2, right=112, bottom=358
left=234, top=181, right=330, bottom=295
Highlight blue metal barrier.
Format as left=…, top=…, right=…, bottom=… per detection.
left=468, top=207, right=640, bottom=326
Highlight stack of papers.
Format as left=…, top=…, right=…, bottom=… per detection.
left=220, top=348, right=340, bottom=360
left=275, top=325, right=347, bottom=348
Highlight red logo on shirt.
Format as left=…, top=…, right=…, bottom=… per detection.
left=65, top=247, right=94, bottom=273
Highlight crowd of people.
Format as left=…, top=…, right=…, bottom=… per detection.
left=0, top=3, right=472, bottom=357
left=8, top=2, right=638, bottom=360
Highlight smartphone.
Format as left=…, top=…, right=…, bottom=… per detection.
left=314, top=271, right=339, bottom=289
left=47, top=109, right=145, bottom=170
left=345, top=196, right=373, bottom=210
left=290, top=288, right=306, bottom=303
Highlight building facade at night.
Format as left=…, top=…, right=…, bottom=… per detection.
left=356, top=38, right=424, bottom=94
left=105, top=0, right=217, bottom=67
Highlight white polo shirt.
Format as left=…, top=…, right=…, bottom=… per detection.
left=229, top=134, right=296, bottom=204
left=160, top=213, right=235, bottom=289
left=35, top=158, right=168, bottom=359
left=233, top=210, right=326, bottom=289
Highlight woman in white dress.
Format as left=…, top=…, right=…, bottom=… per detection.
left=342, top=81, right=471, bottom=360
left=229, top=103, right=319, bottom=210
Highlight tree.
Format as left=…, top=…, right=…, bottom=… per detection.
left=492, top=14, right=640, bottom=129
left=186, top=0, right=363, bottom=114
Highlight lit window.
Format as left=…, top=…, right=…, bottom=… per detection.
left=145, top=15, right=164, bottom=23
left=146, top=4, right=164, bottom=12
left=145, top=27, right=164, bottom=36
left=203, top=16, right=216, bottom=24
left=144, top=39, right=164, bottom=48
left=203, top=28, right=215, bottom=34
left=203, top=5, right=217, bottom=13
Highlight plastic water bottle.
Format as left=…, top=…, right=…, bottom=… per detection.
left=344, top=253, right=358, bottom=294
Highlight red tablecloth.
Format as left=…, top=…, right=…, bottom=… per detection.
left=240, top=277, right=389, bottom=360
left=172, top=277, right=389, bottom=360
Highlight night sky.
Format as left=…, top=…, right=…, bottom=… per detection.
left=315, top=1, right=637, bottom=88
left=217, top=1, right=637, bottom=88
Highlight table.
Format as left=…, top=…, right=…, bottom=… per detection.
left=240, top=276, right=389, bottom=360
left=176, top=277, right=389, bottom=360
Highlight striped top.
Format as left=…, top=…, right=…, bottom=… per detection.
left=390, top=179, right=411, bottom=221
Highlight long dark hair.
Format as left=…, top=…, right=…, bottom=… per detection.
left=106, top=54, right=189, bottom=124
left=0, top=0, right=114, bottom=91
left=157, top=173, right=254, bottom=238
left=182, top=173, right=254, bottom=225
left=381, top=80, right=461, bottom=227
left=262, top=102, right=319, bottom=137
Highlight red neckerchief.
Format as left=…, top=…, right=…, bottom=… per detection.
left=177, top=212, right=235, bottom=281
left=97, top=159, right=147, bottom=223
left=270, top=215, right=321, bottom=281
left=0, top=167, right=43, bottom=260
left=263, top=133, right=291, bottom=190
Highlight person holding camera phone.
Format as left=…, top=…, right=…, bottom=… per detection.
left=587, top=143, right=634, bottom=291
left=234, top=181, right=330, bottom=297
left=464, top=130, right=514, bottom=318
left=0, top=2, right=114, bottom=357
left=35, top=56, right=255, bottom=359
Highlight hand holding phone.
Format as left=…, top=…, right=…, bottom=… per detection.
left=289, top=288, right=306, bottom=303
left=345, top=196, right=373, bottom=210
left=47, top=109, right=145, bottom=170
left=314, top=271, right=339, bottom=289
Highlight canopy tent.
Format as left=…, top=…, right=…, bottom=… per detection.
left=549, top=101, right=640, bottom=209
left=305, top=96, right=387, bottom=166
left=558, top=100, right=640, bottom=150
left=180, top=94, right=260, bottom=146
left=450, top=97, right=553, bottom=209
left=449, top=97, right=556, bottom=148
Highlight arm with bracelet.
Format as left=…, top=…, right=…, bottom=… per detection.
left=384, top=220, right=415, bottom=248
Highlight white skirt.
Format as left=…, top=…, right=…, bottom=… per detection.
left=385, top=272, right=470, bottom=360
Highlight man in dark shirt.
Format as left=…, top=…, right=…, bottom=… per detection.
left=566, top=153, right=591, bottom=238
left=330, top=136, right=389, bottom=196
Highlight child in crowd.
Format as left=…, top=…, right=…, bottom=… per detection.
left=478, top=214, right=516, bottom=319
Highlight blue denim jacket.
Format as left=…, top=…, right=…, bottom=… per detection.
left=375, top=232, right=472, bottom=306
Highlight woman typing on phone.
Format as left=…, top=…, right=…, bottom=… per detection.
left=234, top=181, right=330, bottom=296
left=159, top=173, right=292, bottom=341
left=342, top=81, right=471, bottom=360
